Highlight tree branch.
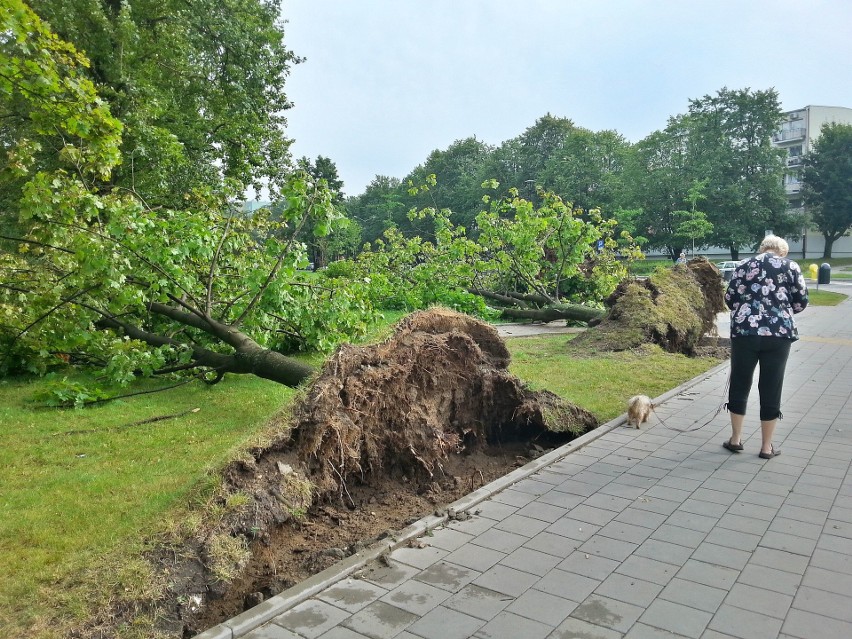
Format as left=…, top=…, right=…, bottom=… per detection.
left=0, top=285, right=100, bottom=370
left=0, top=233, right=75, bottom=254
left=146, top=302, right=243, bottom=349
left=233, top=190, right=317, bottom=326
left=206, top=214, right=234, bottom=314
left=86, top=304, right=237, bottom=370
left=0, top=283, right=33, bottom=294
left=44, top=219, right=203, bottom=310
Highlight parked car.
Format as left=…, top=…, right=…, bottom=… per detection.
left=717, top=260, right=738, bottom=282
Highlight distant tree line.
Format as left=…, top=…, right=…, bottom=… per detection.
left=346, top=89, right=842, bottom=261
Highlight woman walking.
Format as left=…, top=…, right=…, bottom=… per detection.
left=723, top=235, right=809, bottom=459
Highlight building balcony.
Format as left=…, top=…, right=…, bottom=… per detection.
left=785, top=182, right=802, bottom=195
left=773, top=128, right=806, bottom=143
left=787, top=156, right=802, bottom=167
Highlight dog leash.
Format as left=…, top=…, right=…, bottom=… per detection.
left=652, top=371, right=731, bottom=433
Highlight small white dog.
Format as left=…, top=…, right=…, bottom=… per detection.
left=627, top=395, right=653, bottom=429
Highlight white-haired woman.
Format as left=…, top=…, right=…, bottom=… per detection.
left=722, top=235, right=808, bottom=459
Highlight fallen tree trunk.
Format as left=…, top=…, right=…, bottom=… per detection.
left=96, top=304, right=316, bottom=387
left=499, top=304, right=605, bottom=323
left=471, top=288, right=604, bottom=323
left=471, top=288, right=532, bottom=309
left=497, top=290, right=554, bottom=305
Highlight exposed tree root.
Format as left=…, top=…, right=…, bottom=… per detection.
left=293, top=308, right=598, bottom=496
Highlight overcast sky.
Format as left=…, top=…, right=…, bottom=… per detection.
left=278, top=0, right=852, bottom=198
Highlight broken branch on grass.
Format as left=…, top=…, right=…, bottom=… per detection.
left=54, top=407, right=201, bottom=436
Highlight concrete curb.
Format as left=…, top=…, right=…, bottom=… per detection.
left=194, top=358, right=731, bottom=639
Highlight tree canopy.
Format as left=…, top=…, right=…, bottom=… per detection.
left=622, top=88, right=790, bottom=260
left=0, top=0, right=123, bottom=211
left=622, top=115, right=695, bottom=259
left=349, top=92, right=790, bottom=261
left=25, top=0, right=299, bottom=205
left=347, top=116, right=635, bottom=249
left=802, top=122, right=852, bottom=258
left=0, top=1, right=371, bottom=397
left=686, top=87, right=790, bottom=257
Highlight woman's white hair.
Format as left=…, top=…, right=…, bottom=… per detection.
left=759, top=234, right=789, bottom=257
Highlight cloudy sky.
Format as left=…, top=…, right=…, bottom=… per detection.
left=278, top=0, right=852, bottom=198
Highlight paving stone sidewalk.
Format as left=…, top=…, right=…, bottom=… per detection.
left=199, top=291, right=852, bottom=639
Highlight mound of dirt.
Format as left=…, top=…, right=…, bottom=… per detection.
left=294, top=308, right=598, bottom=497
left=570, top=258, right=726, bottom=356
left=83, top=309, right=598, bottom=639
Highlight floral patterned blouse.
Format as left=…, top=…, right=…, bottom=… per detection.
left=725, top=252, right=808, bottom=340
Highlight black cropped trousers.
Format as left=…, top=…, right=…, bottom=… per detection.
left=727, top=335, right=793, bottom=421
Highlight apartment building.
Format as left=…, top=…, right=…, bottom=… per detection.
left=774, top=105, right=852, bottom=258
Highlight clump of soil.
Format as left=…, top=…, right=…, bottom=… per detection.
left=85, top=309, right=598, bottom=639
left=294, top=308, right=598, bottom=497
left=571, top=258, right=727, bottom=356
left=694, top=335, right=732, bottom=359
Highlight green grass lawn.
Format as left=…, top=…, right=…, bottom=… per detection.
left=628, top=258, right=670, bottom=275
left=809, top=289, right=848, bottom=306
left=799, top=256, right=852, bottom=271
left=508, top=338, right=722, bottom=421
left=0, top=374, right=294, bottom=635
left=0, top=321, right=723, bottom=637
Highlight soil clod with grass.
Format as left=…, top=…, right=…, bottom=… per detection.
left=114, top=309, right=598, bottom=638
left=571, top=257, right=727, bottom=356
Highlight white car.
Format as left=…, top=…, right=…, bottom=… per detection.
left=717, top=260, right=739, bottom=282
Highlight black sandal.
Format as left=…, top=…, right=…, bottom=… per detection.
left=723, top=440, right=744, bottom=453
left=759, top=445, right=781, bottom=459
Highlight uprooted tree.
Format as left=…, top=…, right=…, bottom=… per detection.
left=293, top=308, right=599, bottom=496
left=568, top=257, right=726, bottom=355
left=1, top=163, right=374, bottom=391
left=0, top=5, right=639, bottom=398
left=348, top=179, right=643, bottom=324
left=116, top=308, right=599, bottom=637
left=473, top=184, right=643, bottom=321
left=0, top=2, right=383, bottom=394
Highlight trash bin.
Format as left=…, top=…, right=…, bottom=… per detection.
left=818, top=263, right=831, bottom=285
